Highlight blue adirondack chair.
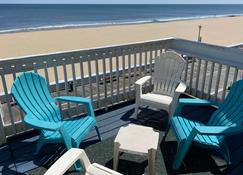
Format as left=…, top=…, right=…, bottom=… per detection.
left=163, top=79, right=243, bottom=170
left=11, top=72, right=101, bottom=155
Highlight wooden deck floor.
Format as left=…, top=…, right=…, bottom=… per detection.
left=1, top=97, right=243, bottom=175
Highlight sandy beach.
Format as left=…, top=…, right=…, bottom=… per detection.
left=0, top=16, right=243, bottom=59
left=0, top=16, right=242, bottom=92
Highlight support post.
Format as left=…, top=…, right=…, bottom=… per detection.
left=0, top=110, right=7, bottom=145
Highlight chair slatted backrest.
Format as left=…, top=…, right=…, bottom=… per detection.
left=208, top=79, right=243, bottom=127
left=152, top=51, right=185, bottom=96
left=11, top=72, right=61, bottom=122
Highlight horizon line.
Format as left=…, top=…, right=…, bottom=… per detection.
left=1, top=3, right=243, bottom=5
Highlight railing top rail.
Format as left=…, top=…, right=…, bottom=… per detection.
left=170, top=38, right=243, bottom=69
left=0, top=37, right=242, bottom=65
left=0, top=37, right=242, bottom=73
left=0, top=37, right=172, bottom=75
left=228, top=43, right=243, bottom=48
left=0, top=37, right=173, bottom=62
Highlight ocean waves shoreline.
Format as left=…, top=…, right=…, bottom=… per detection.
left=0, top=13, right=242, bottom=34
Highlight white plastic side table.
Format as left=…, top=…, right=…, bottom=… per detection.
left=113, top=124, right=159, bottom=175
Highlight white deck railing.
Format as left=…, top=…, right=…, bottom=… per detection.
left=0, top=38, right=242, bottom=144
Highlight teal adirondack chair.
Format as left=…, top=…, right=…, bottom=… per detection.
left=164, top=79, right=243, bottom=170
left=11, top=72, right=101, bottom=155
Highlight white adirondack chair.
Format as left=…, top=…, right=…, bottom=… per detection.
left=45, top=148, right=123, bottom=175
left=134, top=51, right=186, bottom=118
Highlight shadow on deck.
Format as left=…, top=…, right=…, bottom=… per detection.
left=1, top=95, right=243, bottom=175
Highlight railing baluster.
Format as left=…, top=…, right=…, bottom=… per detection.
left=53, top=59, right=62, bottom=111
left=139, top=47, right=142, bottom=78
left=33, top=62, right=38, bottom=73
left=200, top=60, right=208, bottom=98
left=95, top=54, right=100, bottom=108
left=87, top=56, right=93, bottom=102
left=214, top=64, right=222, bottom=101
left=53, top=59, right=60, bottom=96
left=0, top=113, right=6, bottom=144
left=149, top=46, right=153, bottom=87
left=71, top=57, right=78, bottom=96
left=222, top=65, right=230, bottom=100
left=11, top=66, right=17, bottom=80
left=122, top=50, right=126, bottom=99
left=159, top=47, right=163, bottom=54
left=102, top=53, right=108, bottom=109
left=128, top=49, right=132, bottom=98
left=80, top=57, right=85, bottom=97
left=116, top=54, right=120, bottom=101
left=71, top=57, right=78, bottom=111
left=207, top=62, right=215, bottom=100
left=0, top=69, right=6, bottom=143
left=233, top=67, right=239, bottom=82
left=11, top=65, right=25, bottom=124
left=144, top=48, right=148, bottom=75
left=149, top=46, right=153, bottom=76
left=0, top=69, right=16, bottom=134
left=189, top=58, right=195, bottom=94
left=43, top=61, right=50, bottom=89
left=184, top=57, right=189, bottom=83
left=194, top=59, right=201, bottom=97
left=62, top=58, right=70, bottom=110
left=109, top=52, right=114, bottom=103
left=155, top=46, right=158, bottom=57
left=133, top=48, right=137, bottom=80
left=131, top=48, right=136, bottom=98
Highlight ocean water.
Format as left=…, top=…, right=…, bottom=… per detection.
left=1, top=4, right=243, bottom=33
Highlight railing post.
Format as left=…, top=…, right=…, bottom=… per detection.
left=0, top=106, right=7, bottom=145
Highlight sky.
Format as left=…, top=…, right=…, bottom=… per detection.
left=1, top=0, right=243, bottom=4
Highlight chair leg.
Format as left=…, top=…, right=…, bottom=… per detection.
left=220, top=142, right=231, bottom=165
left=73, top=143, right=82, bottom=172
left=134, top=103, right=139, bottom=119
left=74, top=158, right=82, bottom=172
left=172, top=140, right=191, bottom=170
left=148, top=148, right=156, bottom=175
left=113, top=142, right=120, bottom=171
left=35, top=135, right=46, bottom=155
left=95, top=126, right=102, bottom=141
left=162, top=123, right=171, bottom=142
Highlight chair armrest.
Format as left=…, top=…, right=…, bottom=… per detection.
left=170, top=81, right=187, bottom=116
left=194, top=125, right=242, bottom=136
left=175, top=81, right=187, bottom=93
left=44, top=148, right=91, bottom=175
left=185, top=125, right=242, bottom=145
left=24, top=116, right=62, bottom=131
left=55, top=96, right=91, bottom=104
left=55, top=96, right=95, bottom=117
left=179, top=98, right=218, bottom=106
left=135, top=76, right=151, bottom=86
left=135, top=76, right=152, bottom=99
left=25, top=115, right=72, bottom=148
left=174, top=98, right=218, bottom=115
